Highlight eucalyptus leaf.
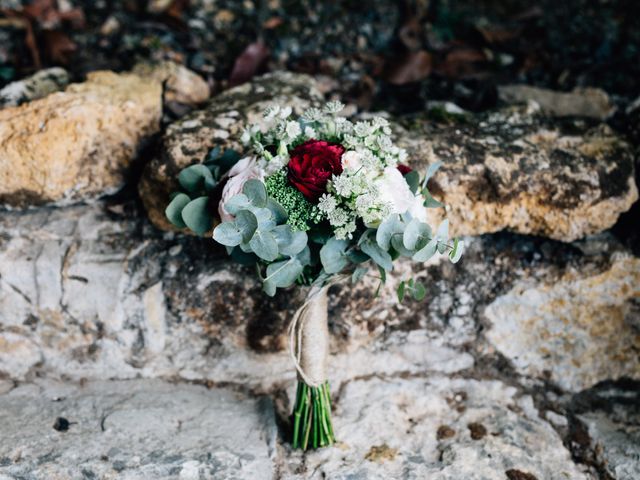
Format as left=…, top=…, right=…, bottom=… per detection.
left=352, top=266, right=368, bottom=284
left=376, top=214, right=403, bottom=251
left=296, top=245, right=311, bottom=266
left=423, top=189, right=444, bottom=208
left=280, top=230, right=308, bottom=257
left=403, top=219, right=432, bottom=250
left=272, top=224, right=293, bottom=247
left=435, top=219, right=449, bottom=242
left=243, top=179, right=268, bottom=207
left=397, top=281, right=406, bottom=302
left=230, top=246, right=258, bottom=265
left=267, top=198, right=288, bottom=224
left=249, top=230, right=279, bottom=261
left=218, top=149, right=241, bottom=172
left=213, top=222, right=242, bottom=247
left=178, top=164, right=214, bottom=193
left=361, top=239, right=393, bottom=271
left=165, top=193, right=190, bottom=228
left=412, top=237, right=438, bottom=262
left=224, top=194, right=251, bottom=215
left=181, top=196, right=214, bottom=235
left=412, top=281, right=426, bottom=301
left=265, top=258, right=303, bottom=288
left=391, top=235, right=414, bottom=257
left=404, top=171, right=420, bottom=193
left=449, top=238, right=464, bottom=263
left=423, top=161, right=443, bottom=185
left=347, top=249, right=369, bottom=264
left=235, top=210, right=258, bottom=243
left=319, top=237, right=349, bottom=274
left=251, top=207, right=275, bottom=231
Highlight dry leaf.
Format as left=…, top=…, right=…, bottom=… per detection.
left=382, top=50, right=432, bottom=85
left=229, top=41, right=270, bottom=87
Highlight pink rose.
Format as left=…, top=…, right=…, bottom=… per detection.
left=218, top=156, right=264, bottom=222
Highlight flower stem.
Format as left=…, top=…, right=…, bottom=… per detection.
left=291, top=380, right=335, bottom=450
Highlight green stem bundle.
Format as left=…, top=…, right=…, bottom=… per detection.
left=292, top=380, right=335, bottom=450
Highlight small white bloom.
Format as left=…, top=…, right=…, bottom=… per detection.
left=341, top=151, right=362, bottom=171
left=324, top=100, right=344, bottom=113
left=328, top=207, right=349, bottom=226
left=318, top=194, right=337, bottom=214
left=354, top=121, right=373, bottom=137
left=331, top=174, right=354, bottom=197
left=240, top=128, right=251, bottom=144
left=279, top=106, right=293, bottom=119
left=263, top=105, right=280, bottom=120
left=302, top=107, right=323, bottom=122
left=285, top=121, right=301, bottom=139
left=304, top=126, right=316, bottom=138
left=218, top=157, right=265, bottom=222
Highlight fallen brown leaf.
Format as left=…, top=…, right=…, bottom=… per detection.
left=42, top=30, right=77, bottom=64
left=382, top=50, right=432, bottom=85
left=229, top=41, right=270, bottom=87
left=434, top=47, right=488, bottom=78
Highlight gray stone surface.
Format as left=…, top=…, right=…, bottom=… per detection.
left=0, top=379, right=277, bottom=480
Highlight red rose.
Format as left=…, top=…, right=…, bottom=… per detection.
left=287, top=139, right=345, bottom=202
left=397, top=164, right=412, bottom=175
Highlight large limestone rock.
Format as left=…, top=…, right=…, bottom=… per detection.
left=139, top=71, right=324, bottom=231
left=132, top=60, right=210, bottom=107
left=0, top=71, right=162, bottom=207
left=401, top=110, right=638, bottom=241
left=0, top=379, right=277, bottom=479
left=485, top=252, right=640, bottom=392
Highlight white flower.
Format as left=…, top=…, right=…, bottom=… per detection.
left=324, top=100, right=344, bottom=113
left=328, top=207, right=349, bottom=226
left=263, top=105, right=280, bottom=121
left=318, top=194, right=337, bottom=214
left=285, top=121, right=301, bottom=139
left=331, top=174, right=354, bottom=197
left=279, top=106, right=293, bottom=119
left=375, top=167, right=417, bottom=216
left=218, top=157, right=265, bottom=222
left=408, top=194, right=427, bottom=222
left=304, top=126, right=316, bottom=138
left=302, top=107, right=323, bottom=122
left=341, top=151, right=362, bottom=171
left=354, top=121, right=373, bottom=137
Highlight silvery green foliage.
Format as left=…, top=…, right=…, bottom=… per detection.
left=213, top=179, right=310, bottom=296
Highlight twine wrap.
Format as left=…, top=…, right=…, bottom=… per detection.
left=288, top=284, right=330, bottom=387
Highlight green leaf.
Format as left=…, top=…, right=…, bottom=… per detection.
left=178, top=164, right=214, bottom=193
left=435, top=219, right=449, bottom=242
left=412, top=281, right=426, bottom=301
left=267, top=198, right=288, bottom=224
left=404, top=171, right=420, bottom=193
left=352, top=266, right=368, bottom=284
left=423, top=161, right=443, bottom=185
left=224, top=194, right=251, bottom=215
left=230, top=246, right=258, bottom=265
left=412, top=237, right=438, bottom=262
left=280, top=230, right=308, bottom=257
left=251, top=207, right=275, bottom=231
left=213, top=222, right=242, bottom=246
left=449, top=238, right=464, bottom=263
left=423, top=189, right=444, bottom=208
left=243, top=179, right=267, bottom=207
left=296, top=245, right=312, bottom=266
left=218, top=149, right=241, bottom=172
left=272, top=224, right=292, bottom=247
left=347, top=249, right=370, bottom=264
left=319, top=237, right=349, bottom=274
left=361, top=239, right=393, bottom=271
left=165, top=193, right=190, bottom=228
left=376, top=214, right=403, bottom=251
left=403, top=219, right=432, bottom=251
left=391, top=235, right=414, bottom=257
left=249, top=230, right=279, bottom=261
left=264, top=258, right=303, bottom=291
left=397, top=281, right=406, bottom=302
left=235, top=210, right=258, bottom=243
left=181, top=196, right=214, bottom=235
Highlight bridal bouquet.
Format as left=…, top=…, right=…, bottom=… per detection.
left=165, top=101, right=463, bottom=450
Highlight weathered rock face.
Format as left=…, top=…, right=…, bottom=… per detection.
left=400, top=110, right=638, bottom=242
left=0, top=71, right=161, bottom=207
left=485, top=252, right=640, bottom=392
left=498, top=85, right=616, bottom=120
left=132, top=60, right=210, bottom=107
left=0, top=379, right=277, bottom=479
left=0, top=67, right=70, bottom=108
left=138, top=71, right=324, bottom=231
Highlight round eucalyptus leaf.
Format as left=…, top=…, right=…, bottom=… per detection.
left=213, top=221, right=242, bottom=247
left=178, top=164, right=214, bottom=193
left=403, top=219, right=431, bottom=251
left=280, top=230, right=308, bottom=257
left=319, top=237, right=349, bottom=274
left=235, top=210, right=258, bottom=243
left=412, top=237, right=438, bottom=262
left=224, top=194, right=251, bottom=215
left=165, top=193, right=190, bottom=228
left=243, top=179, right=268, bottom=207
left=249, top=230, right=279, bottom=261
left=182, top=196, right=214, bottom=235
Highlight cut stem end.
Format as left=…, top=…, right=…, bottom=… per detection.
left=291, top=381, right=335, bottom=450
